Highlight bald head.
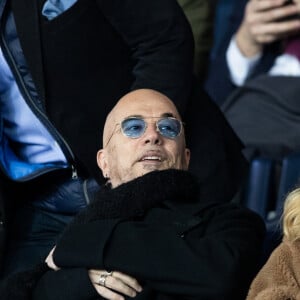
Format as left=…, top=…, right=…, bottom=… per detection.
left=98, top=89, right=190, bottom=187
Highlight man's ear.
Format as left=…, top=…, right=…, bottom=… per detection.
left=97, top=149, right=109, bottom=178
left=184, top=148, right=191, bottom=170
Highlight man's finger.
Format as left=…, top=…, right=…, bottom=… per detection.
left=104, top=275, right=138, bottom=297
left=88, top=269, right=142, bottom=298
left=111, top=271, right=142, bottom=292
left=93, top=285, right=125, bottom=300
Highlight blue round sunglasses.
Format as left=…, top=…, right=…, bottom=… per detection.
left=105, top=116, right=183, bottom=146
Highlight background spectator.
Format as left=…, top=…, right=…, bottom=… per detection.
left=204, top=0, right=300, bottom=106
left=246, top=186, right=300, bottom=299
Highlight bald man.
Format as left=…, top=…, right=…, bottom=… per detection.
left=1, top=89, right=265, bottom=300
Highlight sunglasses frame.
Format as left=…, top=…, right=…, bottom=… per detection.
left=105, top=116, right=184, bottom=147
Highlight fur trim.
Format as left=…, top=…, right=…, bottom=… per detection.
left=71, top=169, right=199, bottom=224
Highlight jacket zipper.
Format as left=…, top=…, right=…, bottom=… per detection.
left=0, top=27, right=78, bottom=181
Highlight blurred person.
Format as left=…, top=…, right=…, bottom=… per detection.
left=246, top=186, right=300, bottom=299
left=205, top=0, right=300, bottom=105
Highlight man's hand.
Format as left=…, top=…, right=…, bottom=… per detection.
left=88, top=270, right=142, bottom=300
left=45, top=247, right=142, bottom=299
left=236, top=0, right=300, bottom=57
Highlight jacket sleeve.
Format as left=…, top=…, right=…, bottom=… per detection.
left=53, top=203, right=265, bottom=299
left=32, top=268, right=99, bottom=300
left=203, top=0, right=277, bottom=106
left=0, top=263, right=98, bottom=300
left=203, top=0, right=245, bottom=106
left=95, top=0, right=194, bottom=112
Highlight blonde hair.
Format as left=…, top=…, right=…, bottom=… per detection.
left=283, top=188, right=300, bottom=242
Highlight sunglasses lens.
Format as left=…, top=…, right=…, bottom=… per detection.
left=121, top=118, right=146, bottom=138
left=121, top=117, right=182, bottom=139
left=157, top=118, right=181, bottom=138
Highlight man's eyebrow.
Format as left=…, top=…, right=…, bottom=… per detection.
left=125, top=114, right=143, bottom=119
left=124, top=113, right=175, bottom=119
left=162, top=113, right=175, bottom=118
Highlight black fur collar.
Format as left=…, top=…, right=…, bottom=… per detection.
left=73, top=169, right=199, bottom=224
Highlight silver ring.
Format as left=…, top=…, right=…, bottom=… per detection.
left=98, top=274, right=108, bottom=287
left=97, top=271, right=113, bottom=286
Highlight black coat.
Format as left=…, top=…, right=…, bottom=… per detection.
left=1, top=170, right=266, bottom=300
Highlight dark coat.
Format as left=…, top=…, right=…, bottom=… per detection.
left=1, top=170, right=266, bottom=300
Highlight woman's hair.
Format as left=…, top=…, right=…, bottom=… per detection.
left=283, top=188, right=300, bottom=242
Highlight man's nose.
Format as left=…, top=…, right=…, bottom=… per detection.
left=143, top=123, right=162, bottom=145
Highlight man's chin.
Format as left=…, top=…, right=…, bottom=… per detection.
left=141, top=164, right=166, bottom=173
left=144, top=164, right=176, bottom=176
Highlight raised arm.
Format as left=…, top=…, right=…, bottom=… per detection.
left=96, top=0, right=194, bottom=112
